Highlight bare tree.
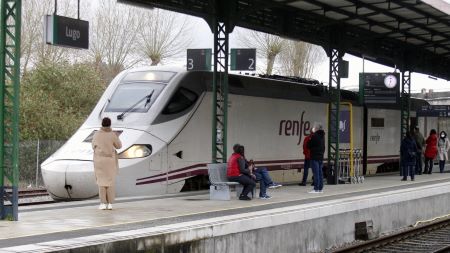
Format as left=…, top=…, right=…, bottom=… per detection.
left=279, top=40, right=326, bottom=78
left=90, top=0, right=143, bottom=79
left=138, top=9, right=192, bottom=66
left=237, top=29, right=284, bottom=75
left=21, top=0, right=74, bottom=73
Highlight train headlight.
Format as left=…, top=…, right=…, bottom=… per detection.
left=118, top=145, right=152, bottom=159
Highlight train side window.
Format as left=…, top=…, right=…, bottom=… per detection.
left=371, top=118, right=384, bottom=127
left=162, top=87, right=198, bottom=114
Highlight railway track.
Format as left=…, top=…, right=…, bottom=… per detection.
left=333, top=217, right=450, bottom=253
left=4, top=189, right=55, bottom=206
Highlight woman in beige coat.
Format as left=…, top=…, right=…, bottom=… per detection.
left=92, top=117, right=122, bottom=210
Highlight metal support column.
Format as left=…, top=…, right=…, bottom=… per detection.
left=400, top=71, right=411, bottom=139
left=327, top=49, right=341, bottom=184
left=211, top=20, right=229, bottom=163
left=0, top=0, right=21, bottom=221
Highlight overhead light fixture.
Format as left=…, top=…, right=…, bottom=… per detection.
left=362, top=55, right=377, bottom=61
left=428, top=75, right=438, bottom=80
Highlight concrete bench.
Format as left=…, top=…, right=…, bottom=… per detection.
left=207, top=163, right=245, bottom=200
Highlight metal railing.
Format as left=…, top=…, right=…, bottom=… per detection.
left=338, top=148, right=364, bottom=184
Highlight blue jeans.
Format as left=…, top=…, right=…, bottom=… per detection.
left=439, top=160, right=445, bottom=173
left=424, top=158, right=433, bottom=173
left=228, top=175, right=256, bottom=197
left=311, top=160, right=323, bottom=191
left=254, top=167, right=272, bottom=197
left=402, top=165, right=415, bottom=180
left=302, top=160, right=310, bottom=184
left=415, top=152, right=422, bottom=174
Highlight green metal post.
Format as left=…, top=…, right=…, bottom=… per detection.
left=327, top=49, right=341, bottom=185
left=401, top=71, right=411, bottom=139
left=211, top=20, right=229, bottom=163
left=0, top=0, right=21, bottom=221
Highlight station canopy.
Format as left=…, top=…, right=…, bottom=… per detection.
left=119, top=0, right=450, bottom=80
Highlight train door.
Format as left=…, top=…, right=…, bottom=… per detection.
left=167, top=141, right=194, bottom=193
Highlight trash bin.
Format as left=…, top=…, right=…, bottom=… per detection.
left=327, top=163, right=337, bottom=185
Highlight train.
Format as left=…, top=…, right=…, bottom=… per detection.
left=41, top=66, right=428, bottom=200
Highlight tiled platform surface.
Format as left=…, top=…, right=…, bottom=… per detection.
left=1, top=172, right=450, bottom=252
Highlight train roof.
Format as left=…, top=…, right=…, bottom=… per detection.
left=203, top=72, right=428, bottom=111
left=125, top=68, right=428, bottom=111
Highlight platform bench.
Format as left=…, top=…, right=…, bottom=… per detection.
left=207, top=163, right=245, bottom=200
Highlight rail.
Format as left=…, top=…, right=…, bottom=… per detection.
left=332, top=217, right=450, bottom=253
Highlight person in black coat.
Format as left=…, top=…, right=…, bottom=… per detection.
left=307, top=123, right=325, bottom=193
left=401, top=131, right=418, bottom=181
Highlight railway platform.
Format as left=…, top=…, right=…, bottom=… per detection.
left=1, top=172, right=450, bottom=253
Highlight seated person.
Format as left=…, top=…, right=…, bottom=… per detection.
left=240, top=145, right=282, bottom=200
left=227, top=144, right=256, bottom=201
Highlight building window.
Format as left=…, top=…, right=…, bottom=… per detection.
left=371, top=118, right=384, bottom=127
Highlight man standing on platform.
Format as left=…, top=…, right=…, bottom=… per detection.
left=414, top=126, right=425, bottom=175
left=308, top=123, right=325, bottom=193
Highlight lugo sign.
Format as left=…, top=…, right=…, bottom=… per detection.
left=44, top=15, right=89, bottom=49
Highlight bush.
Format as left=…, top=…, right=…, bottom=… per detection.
left=20, top=62, right=106, bottom=140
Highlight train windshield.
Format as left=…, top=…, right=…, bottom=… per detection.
left=105, top=82, right=165, bottom=113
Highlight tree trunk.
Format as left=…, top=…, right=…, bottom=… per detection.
left=266, top=53, right=276, bottom=75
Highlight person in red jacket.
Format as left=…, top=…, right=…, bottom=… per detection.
left=299, top=131, right=312, bottom=186
left=227, top=144, right=256, bottom=200
left=424, top=129, right=438, bottom=174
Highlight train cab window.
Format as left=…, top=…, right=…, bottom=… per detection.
left=371, top=118, right=384, bottom=127
left=162, top=87, right=198, bottom=114
left=105, top=82, right=165, bottom=112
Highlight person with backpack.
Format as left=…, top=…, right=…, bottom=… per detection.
left=400, top=131, right=417, bottom=181
left=438, top=131, right=450, bottom=173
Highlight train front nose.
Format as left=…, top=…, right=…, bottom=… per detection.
left=42, top=160, right=98, bottom=200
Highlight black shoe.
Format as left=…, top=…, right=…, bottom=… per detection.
left=299, top=183, right=306, bottom=186
left=239, top=195, right=251, bottom=201
left=418, top=173, right=422, bottom=175
left=401, top=178, right=407, bottom=181
left=311, top=183, right=314, bottom=186
left=411, top=178, right=415, bottom=181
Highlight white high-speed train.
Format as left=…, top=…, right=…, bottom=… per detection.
left=41, top=66, right=428, bottom=200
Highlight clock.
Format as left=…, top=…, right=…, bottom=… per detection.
left=384, top=74, right=397, bottom=88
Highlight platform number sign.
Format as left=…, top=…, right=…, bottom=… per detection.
left=230, top=48, right=256, bottom=71
left=186, top=49, right=212, bottom=71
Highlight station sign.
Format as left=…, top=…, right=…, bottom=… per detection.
left=230, top=48, right=256, bottom=71
left=417, top=105, right=450, bottom=117
left=339, top=60, right=349, bottom=78
left=359, top=72, right=400, bottom=104
left=186, top=49, right=212, bottom=71
left=44, top=15, right=89, bottom=49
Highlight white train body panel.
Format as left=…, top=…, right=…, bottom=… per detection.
left=41, top=67, right=425, bottom=200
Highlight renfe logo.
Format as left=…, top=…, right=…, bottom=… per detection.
left=65, top=26, right=80, bottom=41
left=278, top=111, right=311, bottom=145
